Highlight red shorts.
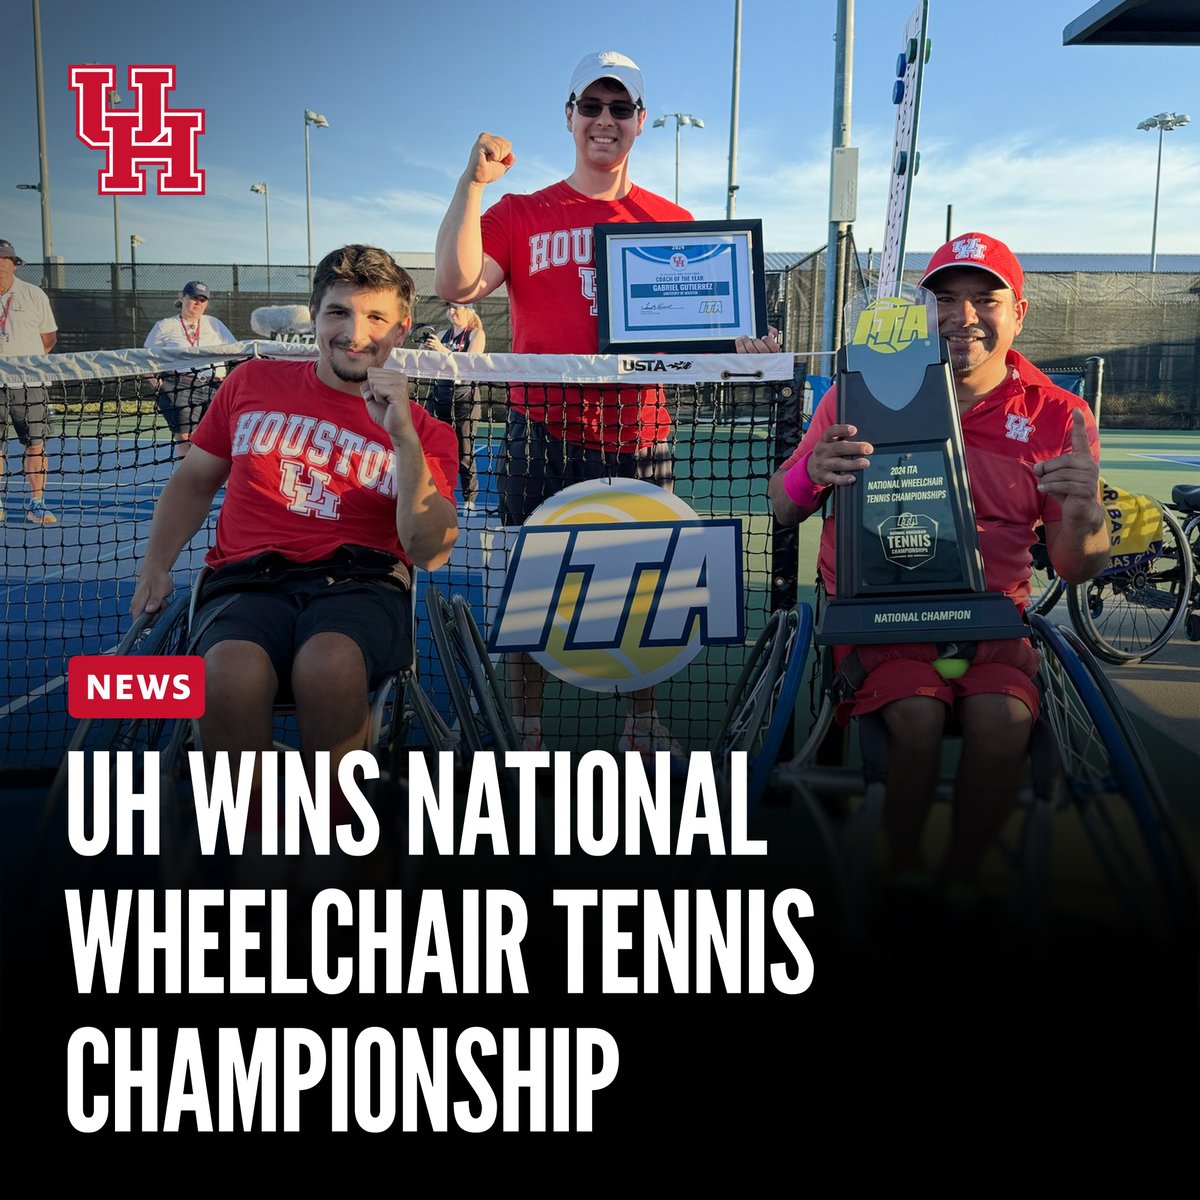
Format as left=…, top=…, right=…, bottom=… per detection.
left=832, top=638, right=1041, bottom=725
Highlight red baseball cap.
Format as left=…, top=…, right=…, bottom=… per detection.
left=919, top=232, right=1024, bottom=302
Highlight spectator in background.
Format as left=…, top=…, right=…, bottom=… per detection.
left=144, top=281, right=236, bottom=458
left=0, top=238, right=58, bottom=525
left=422, top=301, right=485, bottom=507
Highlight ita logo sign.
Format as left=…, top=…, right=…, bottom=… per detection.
left=850, top=294, right=929, bottom=355
left=70, top=65, right=205, bottom=195
left=488, top=480, right=744, bottom=692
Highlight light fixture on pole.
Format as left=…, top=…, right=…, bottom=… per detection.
left=1136, top=111, right=1190, bottom=272
left=304, top=109, right=329, bottom=270
left=652, top=112, right=704, bottom=206
left=251, top=182, right=271, bottom=295
left=83, top=62, right=123, bottom=264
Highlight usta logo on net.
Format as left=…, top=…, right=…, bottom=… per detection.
left=70, top=64, right=205, bottom=195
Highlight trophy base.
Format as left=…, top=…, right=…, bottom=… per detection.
left=815, top=592, right=1029, bottom=645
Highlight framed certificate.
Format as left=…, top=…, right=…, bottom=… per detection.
left=593, top=219, right=768, bottom=352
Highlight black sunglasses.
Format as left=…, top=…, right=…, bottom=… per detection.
left=572, top=97, right=642, bottom=120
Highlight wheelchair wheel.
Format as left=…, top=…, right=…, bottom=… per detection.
left=1026, top=528, right=1065, bottom=616
left=1066, top=505, right=1193, bottom=663
left=38, top=593, right=194, bottom=864
left=425, top=585, right=519, bottom=754
left=1029, top=615, right=1196, bottom=945
left=712, top=605, right=812, bottom=808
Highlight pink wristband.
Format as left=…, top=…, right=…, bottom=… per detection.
left=782, top=451, right=825, bottom=507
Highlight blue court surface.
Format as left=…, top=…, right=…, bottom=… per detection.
left=1, top=438, right=493, bottom=771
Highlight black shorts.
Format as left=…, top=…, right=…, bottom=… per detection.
left=190, top=558, right=412, bottom=694
left=0, top=384, right=54, bottom=445
left=155, top=376, right=218, bottom=436
left=499, top=410, right=674, bottom=525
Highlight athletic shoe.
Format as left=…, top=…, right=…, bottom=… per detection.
left=25, top=497, right=57, bottom=525
left=618, top=715, right=683, bottom=756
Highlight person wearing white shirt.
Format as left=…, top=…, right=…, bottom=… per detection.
left=143, top=280, right=236, bottom=458
left=0, top=238, right=58, bottom=525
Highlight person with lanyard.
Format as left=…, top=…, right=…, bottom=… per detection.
left=422, top=301, right=486, bottom=507
left=0, top=239, right=58, bottom=524
left=143, top=281, right=237, bottom=458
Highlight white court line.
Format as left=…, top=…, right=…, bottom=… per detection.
left=1126, top=452, right=1200, bottom=467
left=0, top=673, right=67, bottom=720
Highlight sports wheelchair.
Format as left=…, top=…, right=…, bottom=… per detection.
left=1027, top=491, right=1193, bottom=664
left=768, top=608, right=1197, bottom=949
left=42, top=569, right=457, bottom=879
left=424, top=583, right=812, bottom=806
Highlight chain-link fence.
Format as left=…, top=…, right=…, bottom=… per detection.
left=779, top=246, right=1200, bottom=428
left=14, top=258, right=1199, bottom=426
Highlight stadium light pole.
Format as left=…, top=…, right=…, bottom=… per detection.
left=31, top=0, right=53, bottom=274
left=1137, top=112, right=1190, bottom=272
left=727, top=0, right=742, bottom=219
left=652, top=113, right=704, bottom=206
left=109, top=87, right=122, bottom=266
left=83, top=63, right=123, bottom=264
left=130, top=235, right=145, bottom=341
left=251, top=182, right=272, bottom=296
left=304, top=110, right=329, bottom=270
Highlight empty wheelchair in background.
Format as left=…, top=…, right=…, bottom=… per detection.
left=772, top=610, right=1197, bottom=950
left=1026, top=485, right=1193, bottom=663
left=1168, top=483, right=1200, bottom=643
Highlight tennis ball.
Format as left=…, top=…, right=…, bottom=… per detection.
left=931, top=657, right=969, bottom=680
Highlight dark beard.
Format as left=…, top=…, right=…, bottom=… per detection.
left=328, top=349, right=371, bottom=383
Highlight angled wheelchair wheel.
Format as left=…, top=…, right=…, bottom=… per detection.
left=712, top=605, right=812, bottom=809
left=425, top=585, right=519, bottom=754
left=1066, top=505, right=1193, bottom=663
left=38, top=592, right=194, bottom=868
left=1026, top=527, right=1065, bottom=616
left=1029, top=614, right=1197, bottom=945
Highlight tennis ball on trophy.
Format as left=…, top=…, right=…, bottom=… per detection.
left=931, top=657, right=969, bottom=680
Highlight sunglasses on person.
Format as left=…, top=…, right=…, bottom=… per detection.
left=571, top=97, right=642, bottom=120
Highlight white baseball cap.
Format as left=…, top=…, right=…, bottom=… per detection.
left=568, top=50, right=644, bottom=105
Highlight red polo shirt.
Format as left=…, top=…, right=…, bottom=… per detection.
left=780, top=350, right=1101, bottom=612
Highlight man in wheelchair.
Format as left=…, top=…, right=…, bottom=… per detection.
left=130, top=244, right=459, bottom=797
left=769, top=233, right=1111, bottom=887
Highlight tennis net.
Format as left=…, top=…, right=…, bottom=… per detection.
left=0, top=343, right=803, bottom=773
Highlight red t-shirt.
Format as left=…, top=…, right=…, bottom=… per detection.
left=780, top=350, right=1102, bottom=612
left=481, top=180, right=693, bottom=453
left=191, top=359, right=458, bottom=570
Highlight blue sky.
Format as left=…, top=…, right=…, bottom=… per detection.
left=4, top=0, right=1197, bottom=265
